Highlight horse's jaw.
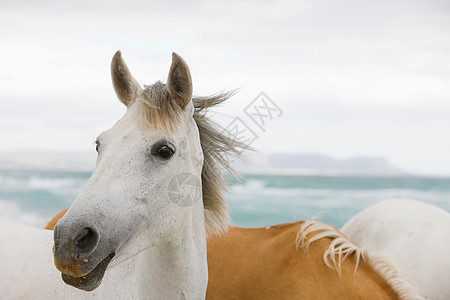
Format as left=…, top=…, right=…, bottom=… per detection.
left=59, top=252, right=115, bottom=291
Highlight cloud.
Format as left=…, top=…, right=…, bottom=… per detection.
left=1, top=0, right=449, bottom=175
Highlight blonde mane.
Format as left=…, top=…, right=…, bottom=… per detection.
left=296, top=219, right=367, bottom=275
left=296, top=219, right=423, bottom=300
left=138, top=83, right=248, bottom=235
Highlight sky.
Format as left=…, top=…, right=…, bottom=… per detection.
left=0, top=0, right=449, bottom=176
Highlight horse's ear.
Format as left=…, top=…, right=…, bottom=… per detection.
left=111, top=51, right=140, bottom=107
left=167, top=53, right=193, bottom=110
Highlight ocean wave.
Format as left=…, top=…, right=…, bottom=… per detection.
left=0, top=174, right=86, bottom=195
left=27, top=177, right=81, bottom=190
left=1, top=172, right=448, bottom=230
left=229, top=181, right=450, bottom=211
left=230, top=179, right=266, bottom=192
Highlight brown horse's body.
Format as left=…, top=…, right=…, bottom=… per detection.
left=44, top=208, right=68, bottom=231
left=46, top=210, right=413, bottom=299
left=207, top=222, right=398, bottom=299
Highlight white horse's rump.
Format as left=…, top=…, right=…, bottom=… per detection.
left=0, top=219, right=60, bottom=298
left=341, top=199, right=450, bottom=300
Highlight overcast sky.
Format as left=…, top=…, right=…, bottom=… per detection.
left=1, top=0, right=449, bottom=175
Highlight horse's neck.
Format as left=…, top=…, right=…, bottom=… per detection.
left=130, top=205, right=208, bottom=299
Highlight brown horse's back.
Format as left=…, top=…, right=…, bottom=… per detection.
left=44, top=208, right=68, bottom=230
left=206, top=222, right=399, bottom=300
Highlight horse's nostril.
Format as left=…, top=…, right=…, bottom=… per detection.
left=74, top=227, right=99, bottom=260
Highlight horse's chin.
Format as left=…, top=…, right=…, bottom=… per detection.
left=61, top=253, right=115, bottom=291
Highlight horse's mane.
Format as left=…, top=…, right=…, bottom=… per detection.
left=138, top=82, right=248, bottom=236
left=296, top=219, right=423, bottom=300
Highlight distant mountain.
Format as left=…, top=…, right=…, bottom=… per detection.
left=233, top=153, right=407, bottom=176
left=0, top=151, right=406, bottom=176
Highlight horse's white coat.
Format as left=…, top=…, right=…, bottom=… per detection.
left=0, top=53, right=207, bottom=299
left=341, top=199, right=450, bottom=300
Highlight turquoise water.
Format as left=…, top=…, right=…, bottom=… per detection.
left=0, top=169, right=449, bottom=229
left=227, top=174, right=450, bottom=228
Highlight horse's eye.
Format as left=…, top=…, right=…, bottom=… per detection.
left=95, top=140, right=100, bottom=152
left=157, top=145, right=174, bottom=159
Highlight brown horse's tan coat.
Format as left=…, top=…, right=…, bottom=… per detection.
left=44, top=208, right=68, bottom=231
left=45, top=210, right=405, bottom=299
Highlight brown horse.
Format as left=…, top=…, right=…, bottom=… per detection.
left=46, top=210, right=421, bottom=299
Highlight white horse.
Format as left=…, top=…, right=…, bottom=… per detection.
left=341, top=199, right=450, bottom=300
left=0, top=51, right=243, bottom=299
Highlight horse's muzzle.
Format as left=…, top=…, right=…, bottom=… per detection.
left=53, top=222, right=100, bottom=277
left=53, top=220, right=115, bottom=291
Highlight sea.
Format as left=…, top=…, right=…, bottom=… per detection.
left=0, top=169, right=449, bottom=229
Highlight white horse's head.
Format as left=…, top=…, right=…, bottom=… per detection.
left=53, top=51, right=211, bottom=291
